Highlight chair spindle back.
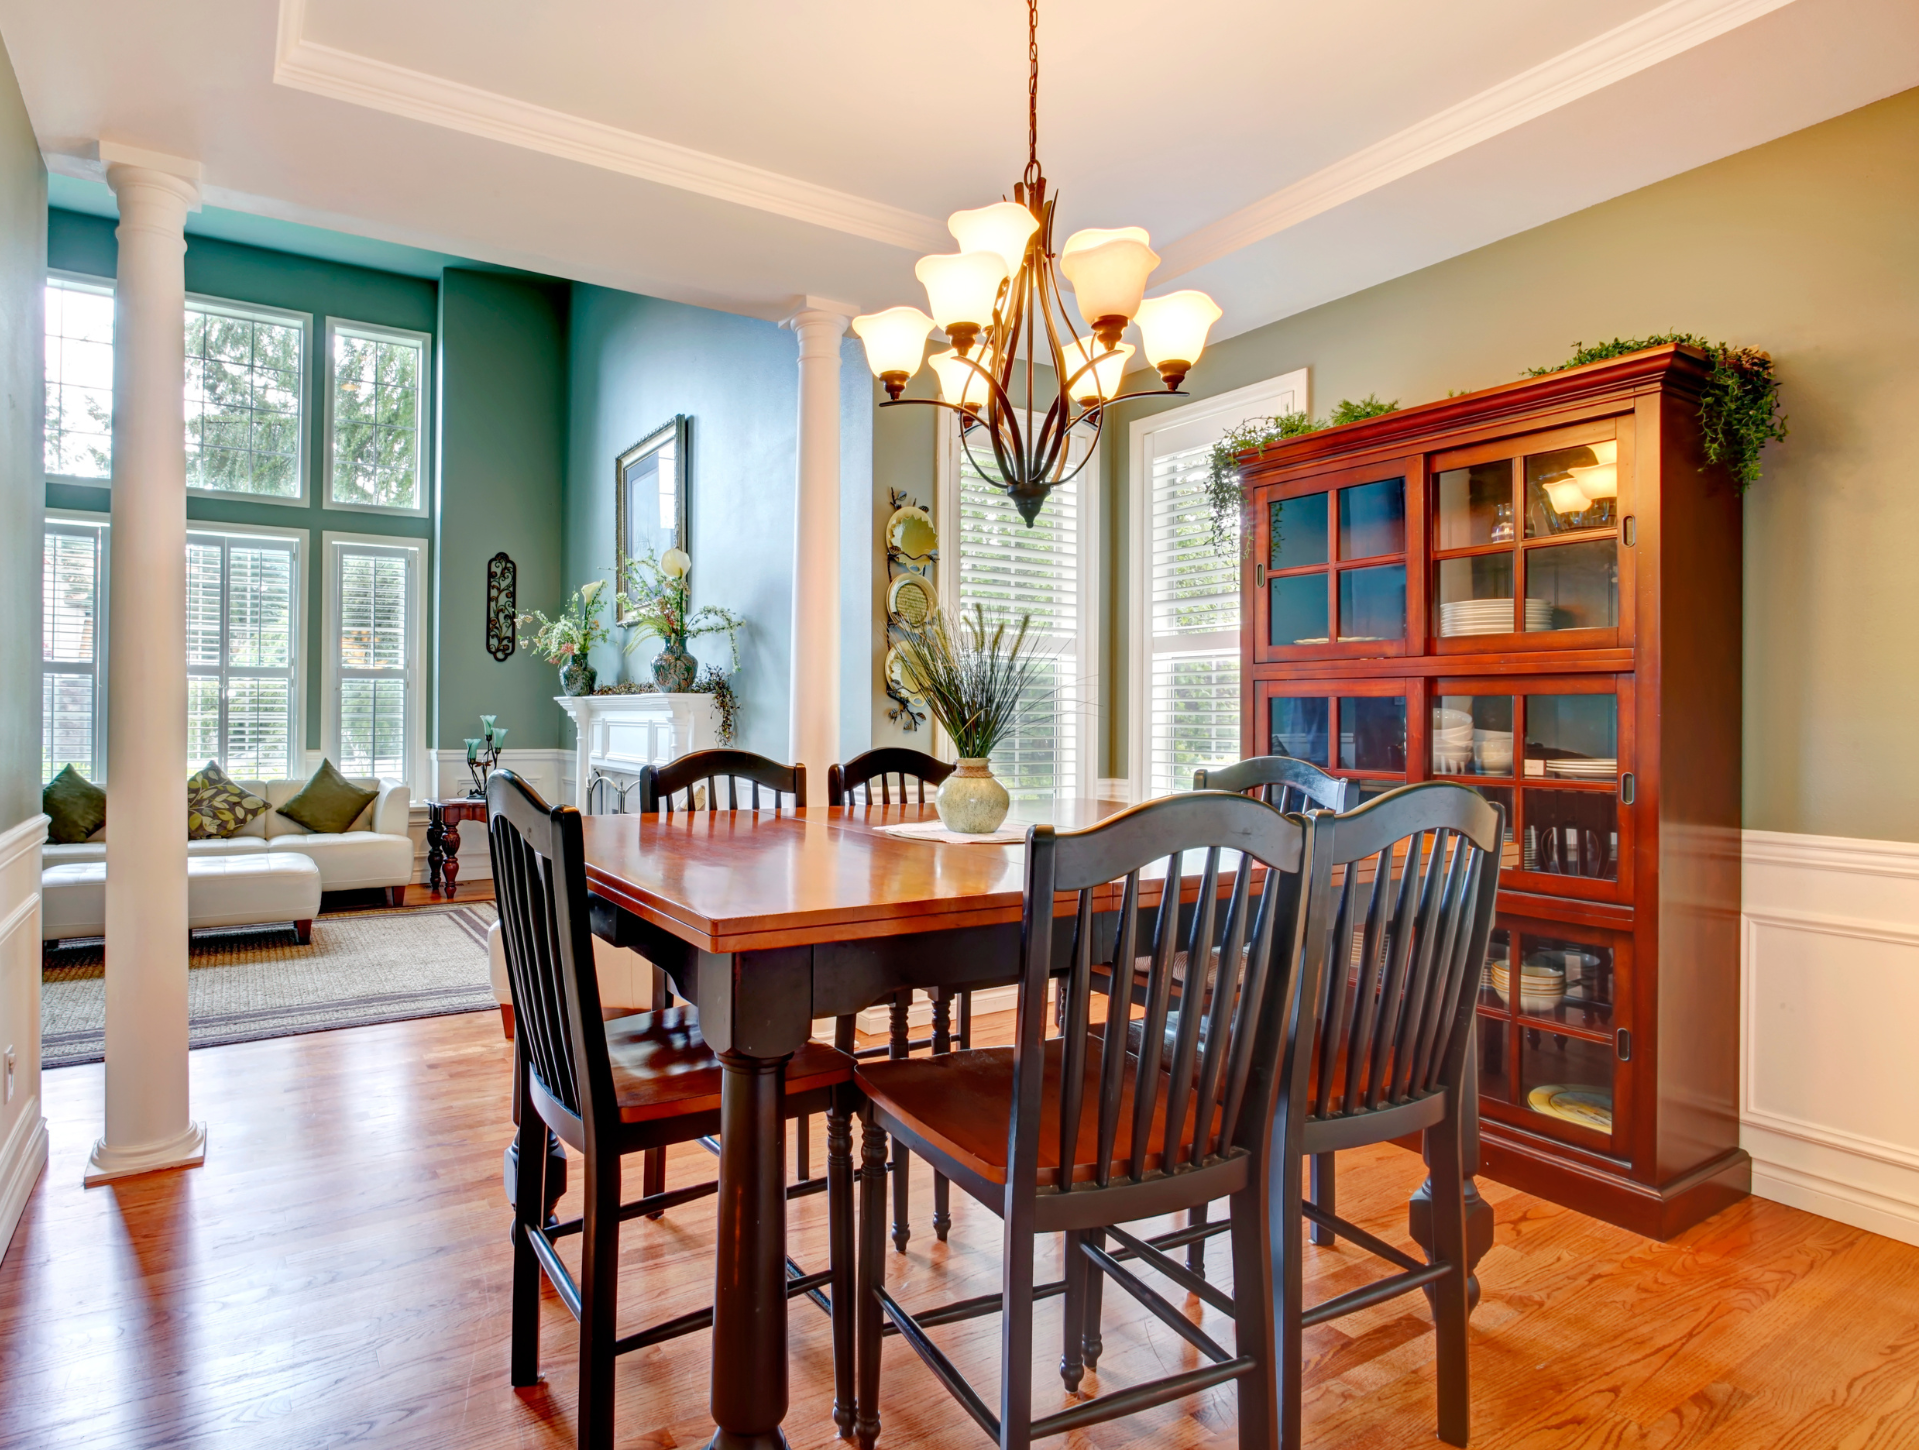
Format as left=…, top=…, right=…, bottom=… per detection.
left=828, top=747, right=954, bottom=807
left=1194, top=754, right=1358, bottom=815
left=637, top=748, right=806, bottom=815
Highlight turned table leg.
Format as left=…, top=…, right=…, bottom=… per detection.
left=710, top=1048, right=791, bottom=1450
left=439, top=818, right=463, bottom=898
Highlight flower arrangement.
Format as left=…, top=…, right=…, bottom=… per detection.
left=618, top=547, right=744, bottom=666
left=892, top=604, right=1048, bottom=761
left=518, top=579, right=612, bottom=663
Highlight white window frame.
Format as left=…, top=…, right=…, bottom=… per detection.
left=42, top=509, right=110, bottom=782
left=184, top=292, right=312, bottom=508
left=185, top=520, right=307, bottom=779
left=1127, top=370, right=1309, bottom=800
left=322, top=318, right=433, bottom=518
left=44, top=270, right=116, bottom=489
left=321, top=530, right=428, bottom=795
left=935, top=412, right=1100, bottom=800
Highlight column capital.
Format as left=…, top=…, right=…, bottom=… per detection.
left=782, top=296, right=856, bottom=335
left=99, top=139, right=202, bottom=212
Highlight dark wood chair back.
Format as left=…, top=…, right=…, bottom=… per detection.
left=827, top=747, right=953, bottom=806
left=1289, top=783, right=1504, bottom=1132
left=1016, top=790, right=1307, bottom=1203
left=486, top=769, right=614, bottom=1154
left=637, top=748, right=806, bottom=813
left=1194, top=754, right=1358, bottom=814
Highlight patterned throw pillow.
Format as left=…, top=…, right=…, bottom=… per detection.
left=186, top=761, right=271, bottom=840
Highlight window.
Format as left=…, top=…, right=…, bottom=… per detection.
left=186, top=528, right=303, bottom=777
left=326, top=320, right=430, bottom=514
left=184, top=297, right=308, bottom=500
left=43, top=516, right=108, bottom=782
left=44, top=275, right=115, bottom=482
left=324, top=533, right=424, bottom=789
left=938, top=419, right=1097, bottom=800
left=1128, top=371, right=1308, bottom=798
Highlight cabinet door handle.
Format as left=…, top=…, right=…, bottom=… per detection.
left=1254, top=563, right=1266, bottom=587
left=1619, top=771, right=1635, bottom=804
left=1622, top=515, right=1636, bottom=546
left=1616, top=1028, right=1633, bottom=1062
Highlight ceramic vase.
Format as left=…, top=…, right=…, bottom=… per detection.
left=936, top=757, right=1010, bottom=834
left=559, top=658, right=597, bottom=696
left=651, top=639, right=697, bottom=693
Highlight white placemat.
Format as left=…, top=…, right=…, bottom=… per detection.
left=872, top=818, right=1028, bottom=845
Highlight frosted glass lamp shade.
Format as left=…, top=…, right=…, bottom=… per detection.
left=928, top=346, right=999, bottom=412
left=852, top=306, right=934, bottom=397
left=1134, top=290, right=1222, bottom=389
left=1571, top=440, right=1619, bottom=499
left=948, top=202, right=1040, bottom=275
left=1059, top=227, right=1158, bottom=342
left=1060, top=338, right=1133, bottom=406
left=914, top=251, right=1006, bottom=349
left=1543, top=477, right=1591, bottom=514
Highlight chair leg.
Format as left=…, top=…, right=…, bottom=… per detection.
left=509, top=1058, right=546, bottom=1388
left=798, top=1112, right=813, bottom=1182
left=1059, top=1230, right=1087, bottom=1392
left=1188, top=1200, right=1209, bottom=1279
left=1228, top=1173, right=1281, bottom=1450
left=1277, top=1128, right=1307, bottom=1450
left=1427, top=1102, right=1473, bottom=1448
left=888, top=992, right=912, bottom=1253
left=930, top=992, right=953, bottom=1243
left=1080, top=1227, right=1105, bottom=1370
left=1308, top=1151, right=1337, bottom=1246
left=827, top=1088, right=857, bottom=1440
left=642, top=1147, right=666, bottom=1219
left=855, top=1107, right=889, bottom=1450
left=997, top=1214, right=1037, bottom=1450
left=577, top=1144, right=621, bottom=1450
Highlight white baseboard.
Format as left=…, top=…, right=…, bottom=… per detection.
left=1741, top=829, right=1918, bottom=1244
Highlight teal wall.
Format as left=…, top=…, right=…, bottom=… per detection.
left=47, top=209, right=437, bottom=756
left=0, top=43, right=42, bottom=828
left=435, top=269, right=569, bottom=750
left=561, top=285, right=871, bottom=763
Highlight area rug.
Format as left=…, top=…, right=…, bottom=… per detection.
left=41, top=903, right=498, bottom=1069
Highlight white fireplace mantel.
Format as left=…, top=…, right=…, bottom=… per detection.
left=554, top=693, right=722, bottom=810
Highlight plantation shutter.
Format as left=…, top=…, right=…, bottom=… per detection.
left=1144, top=440, right=1240, bottom=796
left=186, top=532, right=299, bottom=778
left=42, top=523, right=105, bottom=782
left=335, top=544, right=412, bottom=780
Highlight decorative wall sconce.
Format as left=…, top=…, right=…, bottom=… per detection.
left=487, top=553, right=517, bottom=661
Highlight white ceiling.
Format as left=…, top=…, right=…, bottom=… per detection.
left=0, top=0, right=1911, bottom=338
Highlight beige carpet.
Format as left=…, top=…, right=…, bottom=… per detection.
left=41, top=903, right=498, bottom=1069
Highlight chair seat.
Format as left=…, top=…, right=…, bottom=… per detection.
left=856, top=1036, right=1227, bottom=1186
left=606, top=1007, right=853, bottom=1124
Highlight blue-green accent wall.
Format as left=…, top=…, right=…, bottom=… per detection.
left=0, top=43, right=42, bottom=829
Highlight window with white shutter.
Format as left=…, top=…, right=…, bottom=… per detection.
left=326, top=534, right=424, bottom=789
left=185, top=528, right=303, bottom=777
left=940, top=421, right=1097, bottom=800
left=43, top=517, right=108, bottom=781
left=1128, top=371, right=1308, bottom=799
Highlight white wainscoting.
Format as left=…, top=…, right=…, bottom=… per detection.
left=0, top=813, right=47, bottom=1264
left=408, top=750, right=575, bottom=884
left=1741, top=829, right=1918, bottom=1244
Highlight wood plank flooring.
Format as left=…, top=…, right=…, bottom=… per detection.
left=0, top=1009, right=1910, bottom=1450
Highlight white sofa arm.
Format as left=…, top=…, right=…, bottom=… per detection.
left=372, top=780, right=413, bottom=836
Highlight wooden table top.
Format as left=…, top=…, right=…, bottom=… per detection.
left=582, top=799, right=1135, bottom=954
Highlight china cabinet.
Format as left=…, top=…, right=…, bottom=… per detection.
left=1237, top=344, right=1747, bottom=1237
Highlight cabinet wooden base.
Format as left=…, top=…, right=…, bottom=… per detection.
left=1480, top=1130, right=1750, bottom=1240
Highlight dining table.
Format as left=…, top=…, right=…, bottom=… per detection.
left=579, top=797, right=1490, bottom=1450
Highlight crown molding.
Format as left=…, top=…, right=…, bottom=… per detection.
left=271, top=0, right=949, bottom=255
left=1156, top=0, right=1799, bottom=280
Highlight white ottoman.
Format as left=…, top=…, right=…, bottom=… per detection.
left=43, top=853, right=326, bottom=944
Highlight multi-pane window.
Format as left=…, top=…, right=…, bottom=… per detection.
left=184, top=299, right=306, bottom=498
left=329, top=537, right=419, bottom=785
left=186, top=530, right=301, bottom=777
left=327, top=322, right=429, bottom=512
left=948, top=431, right=1093, bottom=800
left=43, top=520, right=108, bottom=782
left=44, top=277, right=115, bottom=481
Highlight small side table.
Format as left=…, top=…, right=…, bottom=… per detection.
left=426, top=797, right=488, bottom=898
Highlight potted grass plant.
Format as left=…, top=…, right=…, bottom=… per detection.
left=892, top=604, right=1047, bottom=834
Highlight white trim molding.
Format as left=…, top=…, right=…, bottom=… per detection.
left=0, top=813, right=48, bottom=1263
left=1740, top=829, right=1919, bottom=1244
left=271, top=0, right=948, bottom=254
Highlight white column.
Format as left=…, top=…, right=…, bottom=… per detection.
left=87, top=146, right=204, bottom=1186
left=783, top=300, right=853, bottom=785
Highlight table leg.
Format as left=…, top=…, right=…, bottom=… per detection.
left=440, top=819, right=462, bottom=898
left=711, top=1047, right=791, bottom=1450
left=425, top=813, right=446, bottom=894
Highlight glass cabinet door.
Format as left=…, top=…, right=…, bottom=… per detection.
left=1254, top=466, right=1414, bottom=661
left=1256, top=681, right=1410, bottom=802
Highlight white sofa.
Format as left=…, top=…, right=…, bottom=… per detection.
left=43, top=776, right=415, bottom=901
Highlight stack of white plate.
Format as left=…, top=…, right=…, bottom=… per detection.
left=1545, top=756, right=1617, bottom=780
left=1438, top=597, right=1555, bottom=636
left=1489, top=960, right=1566, bottom=1014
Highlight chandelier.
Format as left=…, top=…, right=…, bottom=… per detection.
left=850, top=0, right=1221, bottom=526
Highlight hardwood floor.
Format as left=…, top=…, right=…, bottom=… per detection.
left=0, top=1010, right=1911, bottom=1450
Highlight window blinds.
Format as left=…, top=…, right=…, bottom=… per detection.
left=186, top=534, right=298, bottom=778
left=335, top=546, right=411, bottom=780
left=42, top=525, right=103, bottom=782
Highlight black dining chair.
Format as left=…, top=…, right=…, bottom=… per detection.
left=853, top=789, right=1310, bottom=1450
left=1072, top=781, right=1503, bottom=1449
left=829, top=747, right=966, bottom=1249
left=488, top=769, right=860, bottom=1449
left=1195, top=753, right=1358, bottom=1252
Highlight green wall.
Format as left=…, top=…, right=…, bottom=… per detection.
left=1102, top=89, right=1919, bottom=843
left=0, top=42, right=42, bottom=829
left=435, top=269, right=569, bottom=750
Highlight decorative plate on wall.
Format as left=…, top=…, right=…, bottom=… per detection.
left=886, top=505, right=937, bottom=562
left=887, top=573, right=936, bottom=628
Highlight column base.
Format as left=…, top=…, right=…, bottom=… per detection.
left=85, top=1120, right=207, bottom=1187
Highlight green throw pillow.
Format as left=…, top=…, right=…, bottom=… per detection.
left=186, top=760, right=270, bottom=840
left=43, top=764, right=106, bottom=845
left=277, top=758, right=379, bottom=835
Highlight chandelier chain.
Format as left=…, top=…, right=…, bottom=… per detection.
left=1024, top=0, right=1041, bottom=189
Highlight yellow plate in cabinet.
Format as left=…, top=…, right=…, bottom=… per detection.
left=1527, top=1084, right=1612, bottom=1132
